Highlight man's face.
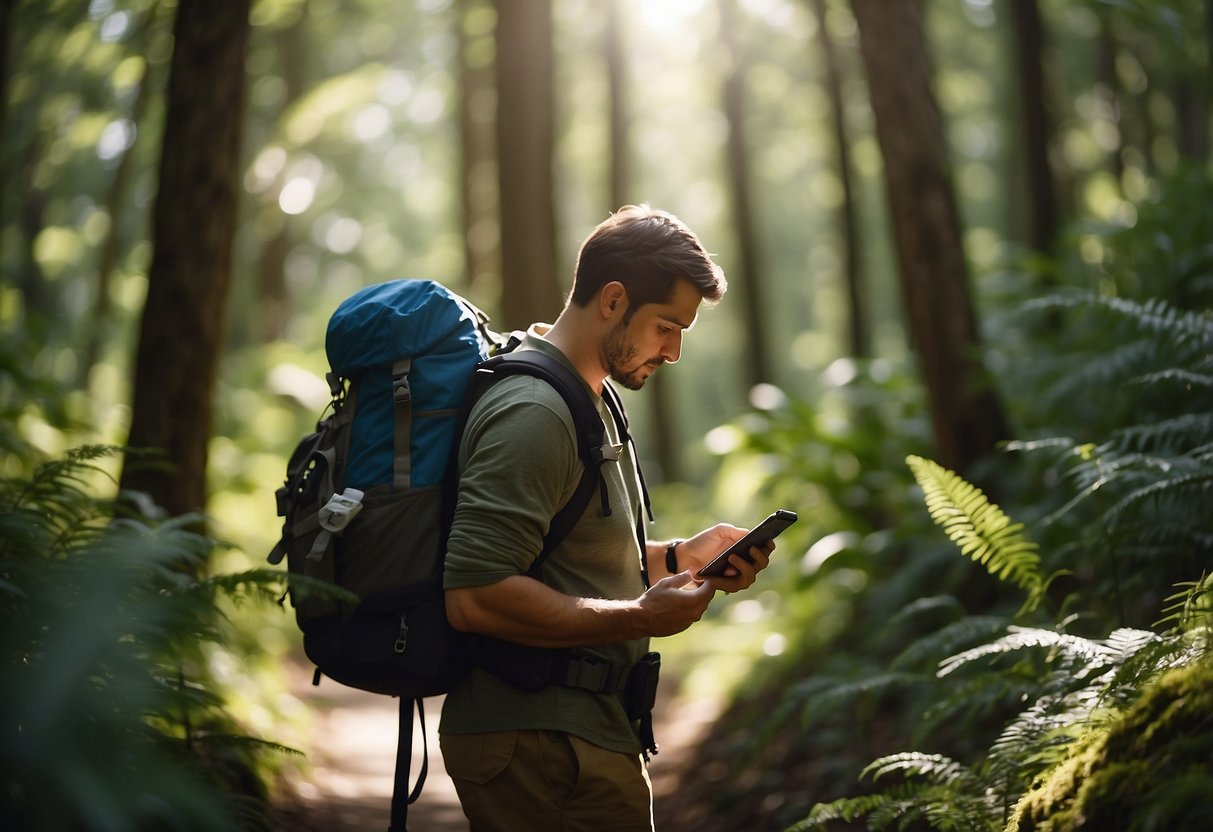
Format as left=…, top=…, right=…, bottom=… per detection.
left=603, top=280, right=702, bottom=391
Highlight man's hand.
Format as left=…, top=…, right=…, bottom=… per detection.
left=637, top=571, right=717, bottom=637
left=677, top=523, right=774, bottom=593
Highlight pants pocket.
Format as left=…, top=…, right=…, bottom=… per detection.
left=440, top=730, right=519, bottom=785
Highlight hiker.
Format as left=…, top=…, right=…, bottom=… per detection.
left=440, top=204, right=774, bottom=830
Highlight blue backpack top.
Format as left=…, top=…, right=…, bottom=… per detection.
left=326, top=279, right=494, bottom=490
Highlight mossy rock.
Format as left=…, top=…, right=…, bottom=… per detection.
left=1009, top=657, right=1213, bottom=831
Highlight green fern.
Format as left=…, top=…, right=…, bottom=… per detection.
left=0, top=447, right=293, bottom=830
left=938, top=626, right=1156, bottom=678
left=891, top=614, right=1008, bottom=671
left=1155, top=573, right=1212, bottom=633
left=906, top=455, right=1045, bottom=610
left=793, top=671, right=923, bottom=729
left=788, top=758, right=1001, bottom=832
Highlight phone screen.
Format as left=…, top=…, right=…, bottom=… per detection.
left=696, top=509, right=798, bottom=578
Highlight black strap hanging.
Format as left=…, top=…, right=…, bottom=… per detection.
left=387, top=697, right=427, bottom=832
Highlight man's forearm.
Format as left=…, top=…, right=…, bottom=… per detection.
left=446, top=575, right=649, bottom=648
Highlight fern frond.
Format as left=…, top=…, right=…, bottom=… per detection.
left=1101, top=469, right=1213, bottom=530
left=792, top=783, right=998, bottom=832
left=1039, top=340, right=1160, bottom=405
left=985, top=696, right=1090, bottom=788
left=796, top=672, right=923, bottom=728
left=1022, top=294, right=1213, bottom=345
left=906, top=456, right=1044, bottom=603
left=862, top=752, right=977, bottom=789
left=915, top=667, right=1037, bottom=747
left=1001, top=437, right=1080, bottom=454
left=191, top=733, right=304, bottom=758
left=938, top=627, right=1113, bottom=677
left=790, top=793, right=899, bottom=830
left=1132, top=368, right=1213, bottom=390
left=880, top=595, right=967, bottom=639
left=1109, top=412, right=1213, bottom=453
left=1102, top=627, right=1162, bottom=661
left=892, top=615, right=1008, bottom=671
left=1155, top=574, right=1212, bottom=633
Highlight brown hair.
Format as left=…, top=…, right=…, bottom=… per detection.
left=569, top=204, right=726, bottom=316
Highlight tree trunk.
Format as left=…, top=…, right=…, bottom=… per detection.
left=1174, top=16, right=1211, bottom=161
left=120, top=0, right=251, bottom=521
left=494, top=0, right=561, bottom=329
left=0, top=0, right=14, bottom=166
left=719, top=0, right=773, bottom=390
left=254, top=1, right=308, bottom=344
left=809, top=0, right=867, bottom=358
left=1006, top=0, right=1060, bottom=254
left=604, top=0, right=631, bottom=210
left=851, top=0, right=1009, bottom=474
left=1095, top=10, right=1126, bottom=187
left=458, top=0, right=499, bottom=298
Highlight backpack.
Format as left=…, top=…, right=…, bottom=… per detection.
left=267, top=278, right=644, bottom=831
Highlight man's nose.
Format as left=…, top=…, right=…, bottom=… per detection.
left=663, top=332, right=683, bottom=364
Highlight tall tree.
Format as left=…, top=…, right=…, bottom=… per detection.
left=253, top=0, right=308, bottom=344
left=458, top=0, right=499, bottom=297
left=494, top=0, right=561, bottom=328
left=120, top=0, right=251, bottom=521
left=809, top=0, right=868, bottom=358
left=718, top=0, right=773, bottom=389
left=851, top=0, right=1009, bottom=474
left=1006, top=0, right=1060, bottom=255
left=604, top=0, right=630, bottom=210
left=1175, top=0, right=1212, bottom=161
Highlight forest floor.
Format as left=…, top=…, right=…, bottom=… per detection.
left=269, top=657, right=727, bottom=831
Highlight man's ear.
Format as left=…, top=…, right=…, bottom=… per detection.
left=600, top=282, right=628, bottom=320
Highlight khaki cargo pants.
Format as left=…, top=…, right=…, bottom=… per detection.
left=440, top=729, right=653, bottom=831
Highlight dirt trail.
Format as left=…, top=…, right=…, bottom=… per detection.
left=272, top=662, right=722, bottom=831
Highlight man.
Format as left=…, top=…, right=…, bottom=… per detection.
left=441, top=205, right=773, bottom=831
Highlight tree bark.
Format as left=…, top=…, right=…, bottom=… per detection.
left=851, top=0, right=1009, bottom=473
left=458, top=0, right=499, bottom=297
left=604, top=0, right=631, bottom=210
left=120, top=0, right=251, bottom=521
left=719, top=0, right=773, bottom=389
left=1175, top=0, right=1212, bottom=161
left=494, top=0, right=561, bottom=329
left=1006, top=0, right=1060, bottom=254
left=809, top=0, right=867, bottom=358
left=254, top=1, right=307, bottom=344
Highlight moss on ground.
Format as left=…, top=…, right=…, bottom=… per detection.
left=1009, top=657, right=1213, bottom=832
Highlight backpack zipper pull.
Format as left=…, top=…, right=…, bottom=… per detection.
left=394, top=613, right=409, bottom=653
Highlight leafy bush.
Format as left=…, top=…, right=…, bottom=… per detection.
left=0, top=446, right=292, bottom=831
left=792, top=457, right=1210, bottom=831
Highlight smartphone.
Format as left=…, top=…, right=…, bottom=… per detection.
left=696, top=509, right=799, bottom=578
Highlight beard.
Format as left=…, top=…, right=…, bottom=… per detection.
left=604, top=319, right=664, bottom=390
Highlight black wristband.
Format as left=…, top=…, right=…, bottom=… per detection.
left=665, top=539, right=684, bottom=573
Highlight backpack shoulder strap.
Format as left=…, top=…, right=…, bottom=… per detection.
left=442, top=349, right=617, bottom=578
left=599, top=379, right=653, bottom=525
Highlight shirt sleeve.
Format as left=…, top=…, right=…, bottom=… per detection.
left=444, top=375, right=582, bottom=589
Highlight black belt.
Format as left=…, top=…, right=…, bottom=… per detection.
left=551, top=653, right=630, bottom=694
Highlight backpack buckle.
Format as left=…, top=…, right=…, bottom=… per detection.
left=595, top=443, right=623, bottom=463
left=392, top=375, right=411, bottom=403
